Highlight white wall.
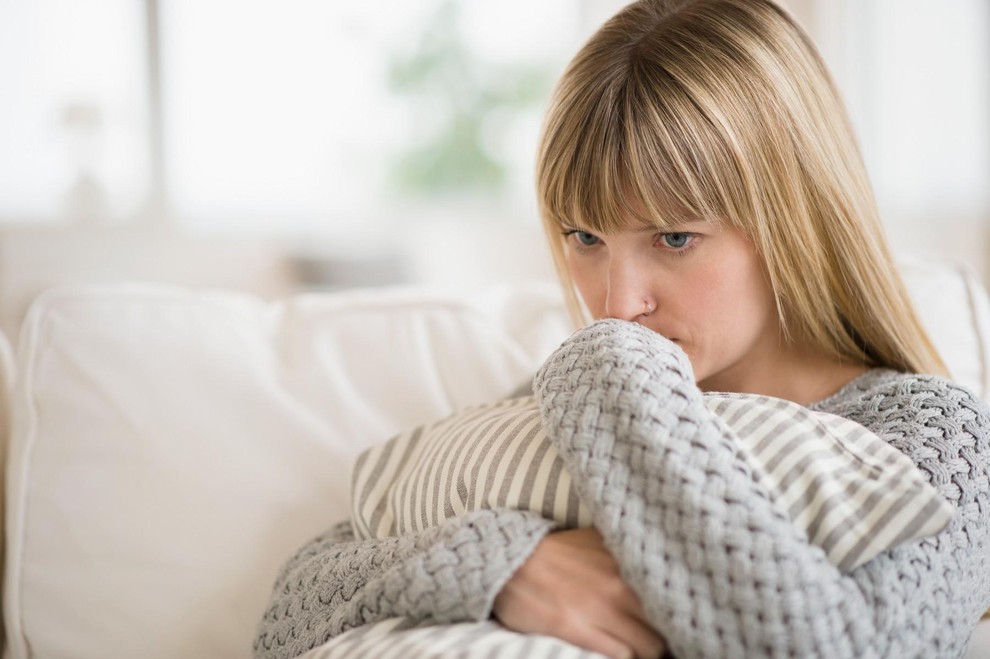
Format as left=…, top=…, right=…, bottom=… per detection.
left=0, top=0, right=986, bottom=344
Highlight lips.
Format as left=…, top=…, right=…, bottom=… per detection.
left=648, top=326, right=679, bottom=344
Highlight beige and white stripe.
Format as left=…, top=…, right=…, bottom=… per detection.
left=299, top=617, right=602, bottom=659
left=353, top=392, right=953, bottom=572
left=706, top=394, right=953, bottom=570
left=352, top=397, right=592, bottom=541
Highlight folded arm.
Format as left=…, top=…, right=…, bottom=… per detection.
left=252, top=510, right=556, bottom=659
left=535, top=319, right=990, bottom=659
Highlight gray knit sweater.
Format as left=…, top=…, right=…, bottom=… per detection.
left=253, top=319, right=990, bottom=658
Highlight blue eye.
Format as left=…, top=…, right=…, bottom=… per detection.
left=662, top=233, right=691, bottom=248
left=561, top=229, right=601, bottom=248
left=575, top=231, right=599, bottom=246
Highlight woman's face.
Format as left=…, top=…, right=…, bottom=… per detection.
left=563, top=218, right=782, bottom=393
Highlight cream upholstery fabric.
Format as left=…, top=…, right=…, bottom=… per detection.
left=2, top=259, right=989, bottom=659
left=900, top=256, right=990, bottom=398
left=3, top=282, right=570, bottom=659
left=0, top=327, right=11, bottom=654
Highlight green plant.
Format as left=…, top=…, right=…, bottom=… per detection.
left=386, top=0, right=551, bottom=197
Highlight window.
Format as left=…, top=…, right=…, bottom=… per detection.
left=2, top=0, right=986, bottom=243
left=0, top=0, right=150, bottom=222
left=0, top=0, right=601, bottom=234
left=795, top=0, right=990, bottom=220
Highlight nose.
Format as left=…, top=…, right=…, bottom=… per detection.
left=603, top=258, right=657, bottom=322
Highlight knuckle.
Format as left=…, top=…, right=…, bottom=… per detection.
left=545, top=605, right=576, bottom=636
left=605, top=574, right=633, bottom=601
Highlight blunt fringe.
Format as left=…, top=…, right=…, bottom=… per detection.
left=536, top=0, right=947, bottom=375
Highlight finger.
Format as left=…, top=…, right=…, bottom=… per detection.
left=496, top=586, right=635, bottom=659
left=592, top=574, right=665, bottom=658
left=596, top=613, right=666, bottom=659
left=593, top=566, right=653, bottom=625
left=564, top=622, right=636, bottom=659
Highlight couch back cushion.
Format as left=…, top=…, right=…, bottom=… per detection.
left=899, top=256, right=990, bottom=399
left=0, top=327, right=11, bottom=653
left=3, top=259, right=989, bottom=659
left=3, top=282, right=571, bottom=659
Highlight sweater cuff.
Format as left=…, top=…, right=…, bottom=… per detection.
left=430, top=509, right=558, bottom=623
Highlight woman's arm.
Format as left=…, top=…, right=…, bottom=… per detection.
left=252, top=510, right=556, bottom=659
left=534, top=319, right=990, bottom=659
left=493, top=526, right=668, bottom=659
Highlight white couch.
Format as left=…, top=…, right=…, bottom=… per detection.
left=1, top=258, right=988, bottom=659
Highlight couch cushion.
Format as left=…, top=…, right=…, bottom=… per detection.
left=0, top=327, right=12, bottom=459
left=4, top=259, right=990, bottom=659
left=3, top=282, right=570, bottom=659
left=0, top=327, right=11, bottom=653
left=899, top=256, right=990, bottom=399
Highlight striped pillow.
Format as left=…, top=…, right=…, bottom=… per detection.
left=302, top=617, right=601, bottom=659
left=351, top=393, right=953, bottom=571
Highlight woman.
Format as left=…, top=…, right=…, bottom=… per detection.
left=254, top=1, right=990, bottom=657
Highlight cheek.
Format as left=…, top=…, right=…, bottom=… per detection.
left=687, top=252, right=773, bottom=330
left=715, top=259, right=776, bottom=331
left=567, top=256, right=606, bottom=315
left=675, top=276, right=728, bottom=326
left=732, top=253, right=777, bottom=319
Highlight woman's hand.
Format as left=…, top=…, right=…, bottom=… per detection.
left=492, top=527, right=667, bottom=659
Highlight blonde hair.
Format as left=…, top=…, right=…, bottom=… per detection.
left=536, top=0, right=947, bottom=375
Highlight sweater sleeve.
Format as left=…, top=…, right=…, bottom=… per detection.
left=534, top=319, right=990, bottom=659
left=252, top=510, right=556, bottom=659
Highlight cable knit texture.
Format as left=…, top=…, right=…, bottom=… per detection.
left=253, top=511, right=555, bottom=658
left=254, top=319, right=990, bottom=659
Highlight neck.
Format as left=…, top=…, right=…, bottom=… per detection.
left=697, top=343, right=869, bottom=406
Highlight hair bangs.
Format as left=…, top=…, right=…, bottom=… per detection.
left=538, top=90, right=632, bottom=235
left=621, top=60, right=743, bottom=232
left=540, top=86, right=725, bottom=236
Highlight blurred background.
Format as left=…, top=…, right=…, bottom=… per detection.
left=0, top=0, right=987, bottom=342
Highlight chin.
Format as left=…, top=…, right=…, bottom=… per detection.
left=679, top=351, right=703, bottom=381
